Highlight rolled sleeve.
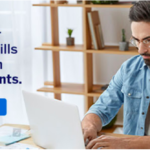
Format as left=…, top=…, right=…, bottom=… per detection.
left=86, top=64, right=124, bottom=126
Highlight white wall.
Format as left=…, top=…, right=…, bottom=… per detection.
left=0, top=0, right=47, bottom=125
left=42, top=6, right=135, bottom=124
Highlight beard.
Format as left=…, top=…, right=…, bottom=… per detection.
left=144, top=59, right=150, bottom=67
left=140, top=52, right=150, bottom=67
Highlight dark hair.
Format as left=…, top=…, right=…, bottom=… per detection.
left=129, top=1, right=150, bottom=22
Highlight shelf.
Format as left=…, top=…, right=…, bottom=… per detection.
left=34, top=3, right=134, bottom=111
left=33, top=3, right=132, bottom=8
left=35, top=43, right=84, bottom=52
left=35, top=44, right=138, bottom=55
left=37, top=83, right=85, bottom=95
left=33, top=3, right=51, bottom=6
left=33, top=3, right=84, bottom=7
left=85, top=4, right=133, bottom=8
left=37, top=82, right=104, bottom=97
left=88, top=84, right=104, bottom=97
left=86, top=46, right=138, bottom=55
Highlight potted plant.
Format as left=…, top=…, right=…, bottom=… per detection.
left=66, top=29, right=74, bottom=46
left=119, top=29, right=129, bottom=51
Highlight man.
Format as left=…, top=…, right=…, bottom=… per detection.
left=82, top=1, right=150, bottom=149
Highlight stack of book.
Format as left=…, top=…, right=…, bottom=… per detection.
left=88, top=11, right=105, bottom=50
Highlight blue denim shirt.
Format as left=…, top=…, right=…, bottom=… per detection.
left=87, top=55, right=150, bottom=136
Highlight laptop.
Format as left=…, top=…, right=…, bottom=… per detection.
left=22, top=91, right=85, bottom=149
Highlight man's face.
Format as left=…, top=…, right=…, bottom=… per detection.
left=131, top=21, right=150, bottom=66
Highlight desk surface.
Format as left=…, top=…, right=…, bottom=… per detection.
left=0, top=124, right=134, bottom=149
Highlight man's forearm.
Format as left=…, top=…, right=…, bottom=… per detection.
left=130, top=136, right=150, bottom=149
left=82, top=113, right=102, bottom=132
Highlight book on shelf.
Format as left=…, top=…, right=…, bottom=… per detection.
left=88, top=12, right=98, bottom=50
left=87, top=11, right=104, bottom=50
left=95, top=24, right=105, bottom=48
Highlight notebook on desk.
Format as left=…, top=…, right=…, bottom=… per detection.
left=0, top=134, right=30, bottom=146
left=0, top=126, right=30, bottom=146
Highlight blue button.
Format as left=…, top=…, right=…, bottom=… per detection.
left=0, top=99, right=7, bottom=116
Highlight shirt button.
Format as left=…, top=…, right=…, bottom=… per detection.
left=146, top=96, right=149, bottom=99
left=141, top=127, right=143, bottom=129
left=142, top=112, right=145, bottom=115
left=128, top=93, right=131, bottom=96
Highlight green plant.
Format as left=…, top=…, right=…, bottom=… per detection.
left=91, top=0, right=118, bottom=4
left=122, top=29, right=126, bottom=42
left=102, top=115, right=117, bottom=129
left=67, top=29, right=73, bottom=37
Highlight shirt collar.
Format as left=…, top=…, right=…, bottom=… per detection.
left=138, top=55, right=147, bottom=70
left=139, top=60, right=147, bottom=70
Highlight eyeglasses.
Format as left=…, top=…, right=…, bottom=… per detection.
left=129, top=36, right=150, bottom=48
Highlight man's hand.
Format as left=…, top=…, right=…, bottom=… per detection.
left=81, top=114, right=102, bottom=144
left=86, top=135, right=136, bottom=149
left=82, top=125, right=97, bottom=144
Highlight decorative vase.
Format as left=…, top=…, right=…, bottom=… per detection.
left=66, top=37, right=74, bottom=46
left=119, top=42, right=129, bottom=51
